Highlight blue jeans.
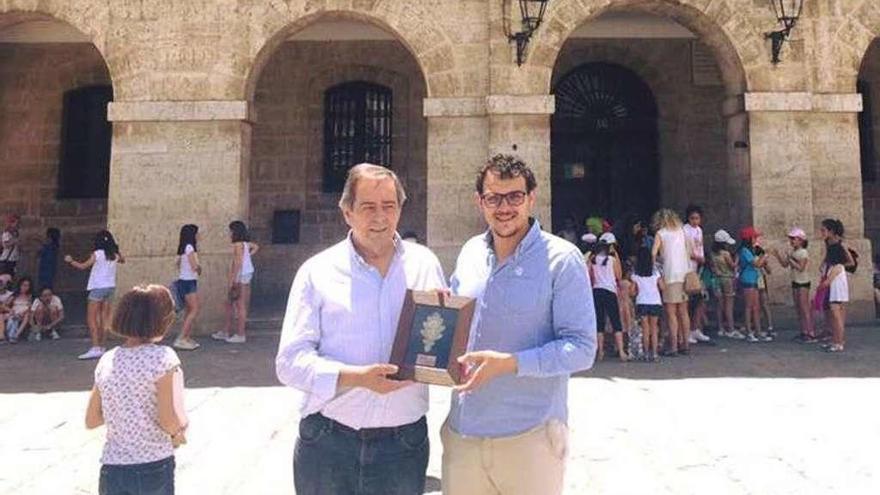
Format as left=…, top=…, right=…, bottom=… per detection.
left=99, top=456, right=175, bottom=495
left=294, top=413, right=429, bottom=495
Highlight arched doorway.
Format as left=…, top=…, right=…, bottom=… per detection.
left=0, top=15, right=113, bottom=301
left=245, top=18, right=428, bottom=304
left=858, top=37, right=880, bottom=248
left=551, top=62, right=659, bottom=229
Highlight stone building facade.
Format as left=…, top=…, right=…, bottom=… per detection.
left=1, top=0, right=879, bottom=328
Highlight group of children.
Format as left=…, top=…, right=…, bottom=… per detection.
left=0, top=218, right=260, bottom=360
left=583, top=207, right=854, bottom=361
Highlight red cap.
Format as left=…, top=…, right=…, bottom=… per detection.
left=739, top=226, right=761, bottom=241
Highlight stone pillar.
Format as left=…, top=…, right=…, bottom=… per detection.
left=423, top=98, right=489, bottom=271
left=423, top=95, right=554, bottom=273
left=745, top=92, right=874, bottom=321
left=107, top=101, right=253, bottom=333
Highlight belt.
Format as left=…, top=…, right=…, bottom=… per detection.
left=311, top=413, right=425, bottom=440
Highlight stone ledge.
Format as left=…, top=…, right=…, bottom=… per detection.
left=423, top=97, right=485, bottom=117
left=486, top=95, right=555, bottom=115
left=108, top=101, right=253, bottom=122
left=423, top=95, right=556, bottom=117
left=744, top=92, right=862, bottom=113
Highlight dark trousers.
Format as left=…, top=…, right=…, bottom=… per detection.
left=594, top=288, right=622, bottom=332
left=294, top=413, right=429, bottom=495
left=99, top=456, right=174, bottom=495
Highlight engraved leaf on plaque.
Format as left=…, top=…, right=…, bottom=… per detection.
left=420, top=312, right=446, bottom=352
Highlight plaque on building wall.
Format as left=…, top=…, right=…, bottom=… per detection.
left=691, top=41, right=723, bottom=87
left=389, top=290, right=474, bottom=386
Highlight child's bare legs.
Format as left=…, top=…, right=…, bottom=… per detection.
left=181, top=293, right=200, bottom=339
left=223, top=295, right=235, bottom=335
left=613, top=331, right=626, bottom=361
left=829, top=303, right=846, bottom=347
left=794, top=287, right=814, bottom=337
left=640, top=317, right=651, bottom=356
left=87, top=301, right=104, bottom=348
left=234, top=283, right=251, bottom=337
left=664, top=303, right=678, bottom=353
left=743, top=288, right=758, bottom=335
left=596, top=332, right=605, bottom=360
left=724, top=294, right=735, bottom=333
left=649, top=317, right=660, bottom=357
left=759, top=289, right=773, bottom=332
left=676, top=302, right=690, bottom=350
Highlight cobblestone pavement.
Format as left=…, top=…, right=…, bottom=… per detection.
left=1, top=326, right=878, bottom=494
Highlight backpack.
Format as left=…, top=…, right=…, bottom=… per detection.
left=846, top=248, right=859, bottom=274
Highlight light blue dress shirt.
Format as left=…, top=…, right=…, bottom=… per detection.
left=449, top=219, right=597, bottom=437
left=275, top=234, right=447, bottom=429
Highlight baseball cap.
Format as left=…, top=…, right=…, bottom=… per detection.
left=787, top=227, right=807, bottom=240
left=714, top=229, right=735, bottom=245
left=581, top=233, right=597, bottom=243
left=599, top=232, right=617, bottom=244
left=739, top=226, right=761, bottom=241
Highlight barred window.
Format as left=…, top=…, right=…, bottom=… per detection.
left=58, top=85, right=113, bottom=199
left=323, top=81, right=392, bottom=192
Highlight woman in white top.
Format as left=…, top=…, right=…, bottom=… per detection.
left=651, top=209, right=694, bottom=356
left=589, top=233, right=626, bottom=361
left=65, top=230, right=125, bottom=360
left=86, top=284, right=188, bottom=495
left=173, top=225, right=202, bottom=351
left=212, top=221, right=259, bottom=344
left=817, top=243, right=849, bottom=353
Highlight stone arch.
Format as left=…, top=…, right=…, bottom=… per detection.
left=245, top=8, right=456, bottom=101
left=528, top=0, right=751, bottom=97
left=0, top=6, right=116, bottom=86
left=846, top=4, right=880, bottom=92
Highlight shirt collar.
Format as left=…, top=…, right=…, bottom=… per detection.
left=346, top=231, right=404, bottom=270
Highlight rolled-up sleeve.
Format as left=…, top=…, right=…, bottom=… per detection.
left=516, top=250, right=597, bottom=377
left=275, top=264, right=346, bottom=412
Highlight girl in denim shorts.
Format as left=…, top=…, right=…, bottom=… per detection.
left=172, top=225, right=201, bottom=351
left=66, top=230, right=125, bottom=360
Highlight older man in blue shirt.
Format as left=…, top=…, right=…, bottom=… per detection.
left=443, top=154, right=597, bottom=495
left=276, top=164, right=446, bottom=495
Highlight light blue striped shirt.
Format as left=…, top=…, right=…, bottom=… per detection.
left=449, top=220, right=597, bottom=437
left=275, top=234, right=447, bottom=429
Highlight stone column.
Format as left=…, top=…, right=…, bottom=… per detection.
left=107, top=101, right=253, bottom=332
left=745, top=92, right=874, bottom=321
left=423, top=98, right=489, bottom=271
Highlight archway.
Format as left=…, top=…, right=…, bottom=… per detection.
left=246, top=18, right=428, bottom=303
left=858, top=37, right=880, bottom=249
left=549, top=9, right=748, bottom=238
left=552, top=62, right=659, bottom=228
left=0, top=15, right=113, bottom=301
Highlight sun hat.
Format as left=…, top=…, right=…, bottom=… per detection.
left=599, top=232, right=617, bottom=244
left=581, top=233, right=597, bottom=243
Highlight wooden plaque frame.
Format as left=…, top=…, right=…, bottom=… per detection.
left=389, top=290, right=475, bottom=386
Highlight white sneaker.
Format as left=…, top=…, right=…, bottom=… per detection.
left=78, top=347, right=105, bottom=360
left=688, top=332, right=699, bottom=345
left=757, top=332, right=773, bottom=342
left=50, top=330, right=60, bottom=340
left=225, top=334, right=246, bottom=344
left=746, top=334, right=759, bottom=343
left=728, top=330, right=746, bottom=340
left=30, top=331, right=42, bottom=342
left=173, top=336, right=200, bottom=351
left=694, top=329, right=712, bottom=342
left=211, top=331, right=230, bottom=341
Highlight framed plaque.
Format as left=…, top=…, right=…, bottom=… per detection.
left=389, top=290, right=475, bottom=386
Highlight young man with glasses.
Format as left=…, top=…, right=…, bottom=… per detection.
left=442, top=154, right=597, bottom=495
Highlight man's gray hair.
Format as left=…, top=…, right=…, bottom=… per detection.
left=338, top=163, right=407, bottom=210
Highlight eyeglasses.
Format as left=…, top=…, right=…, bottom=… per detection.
left=481, top=190, right=528, bottom=208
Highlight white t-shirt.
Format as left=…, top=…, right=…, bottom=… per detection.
left=591, top=254, right=618, bottom=293
left=95, top=344, right=181, bottom=465
left=682, top=224, right=704, bottom=272
left=829, top=265, right=849, bottom=303
left=31, top=295, right=63, bottom=313
left=632, top=272, right=662, bottom=305
left=657, top=227, right=690, bottom=284
left=0, top=230, right=19, bottom=262
left=11, top=295, right=31, bottom=316
left=240, top=242, right=254, bottom=276
left=178, top=245, right=198, bottom=281
left=87, top=250, right=118, bottom=291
